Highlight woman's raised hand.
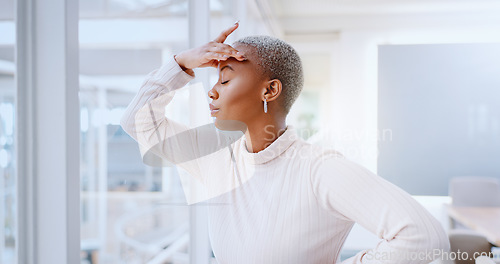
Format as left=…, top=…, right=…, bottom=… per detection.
left=174, top=22, right=247, bottom=71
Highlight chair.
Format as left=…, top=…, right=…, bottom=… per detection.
left=448, top=177, right=500, bottom=229
left=449, top=229, right=494, bottom=264
left=447, top=177, right=500, bottom=264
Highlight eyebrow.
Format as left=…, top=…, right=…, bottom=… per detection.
left=219, top=64, right=235, bottom=73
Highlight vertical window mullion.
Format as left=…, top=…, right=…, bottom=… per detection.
left=188, top=0, right=211, bottom=263
left=16, top=0, right=80, bottom=263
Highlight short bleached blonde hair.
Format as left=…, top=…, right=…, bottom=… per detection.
left=234, top=35, right=304, bottom=114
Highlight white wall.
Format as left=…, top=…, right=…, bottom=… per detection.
left=321, top=26, right=500, bottom=173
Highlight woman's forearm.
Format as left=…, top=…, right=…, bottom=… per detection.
left=120, top=55, right=195, bottom=141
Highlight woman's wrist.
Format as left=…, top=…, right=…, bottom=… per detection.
left=174, top=54, right=195, bottom=76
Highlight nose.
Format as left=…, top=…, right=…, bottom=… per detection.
left=208, top=85, right=219, bottom=100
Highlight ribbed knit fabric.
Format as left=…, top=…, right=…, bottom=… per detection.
left=120, top=56, right=450, bottom=264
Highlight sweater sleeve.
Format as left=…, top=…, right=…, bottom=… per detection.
left=310, top=156, right=450, bottom=264
left=120, top=55, right=242, bottom=184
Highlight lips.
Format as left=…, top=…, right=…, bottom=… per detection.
left=209, top=103, right=220, bottom=116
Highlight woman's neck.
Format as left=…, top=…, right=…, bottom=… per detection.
left=244, top=118, right=287, bottom=153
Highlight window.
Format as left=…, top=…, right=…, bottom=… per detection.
left=78, top=1, right=192, bottom=263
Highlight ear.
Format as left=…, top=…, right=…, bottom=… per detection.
left=262, top=79, right=282, bottom=102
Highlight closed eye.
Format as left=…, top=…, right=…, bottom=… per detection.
left=221, top=80, right=229, bottom=84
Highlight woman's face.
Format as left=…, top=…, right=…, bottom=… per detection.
left=208, top=43, right=267, bottom=129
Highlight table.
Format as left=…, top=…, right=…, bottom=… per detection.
left=446, top=205, right=500, bottom=247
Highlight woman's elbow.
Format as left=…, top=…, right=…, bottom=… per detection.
left=412, top=220, right=451, bottom=262
left=425, top=219, right=450, bottom=251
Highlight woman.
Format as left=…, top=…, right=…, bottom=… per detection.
left=120, top=22, right=450, bottom=263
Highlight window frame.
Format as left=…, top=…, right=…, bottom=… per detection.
left=16, top=0, right=80, bottom=263
left=15, top=0, right=216, bottom=263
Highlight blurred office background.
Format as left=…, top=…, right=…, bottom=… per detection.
left=1, top=0, right=500, bottom=263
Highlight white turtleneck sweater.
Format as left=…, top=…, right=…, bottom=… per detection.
left=120, top=56, right=450, bottom=264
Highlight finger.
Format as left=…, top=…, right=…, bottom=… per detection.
left=199, top=53, right=225, bottom=68
left=199, top=59, right=219, bottom=68
left=208, top=43, right=247, bottom=60
left=213, top=21, right=239, bottom=43
left=209, top=43, right=240, bottom=56
left=209, top=50, right=246, bottom=61
left=205, top=52, right=231, bottom=62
